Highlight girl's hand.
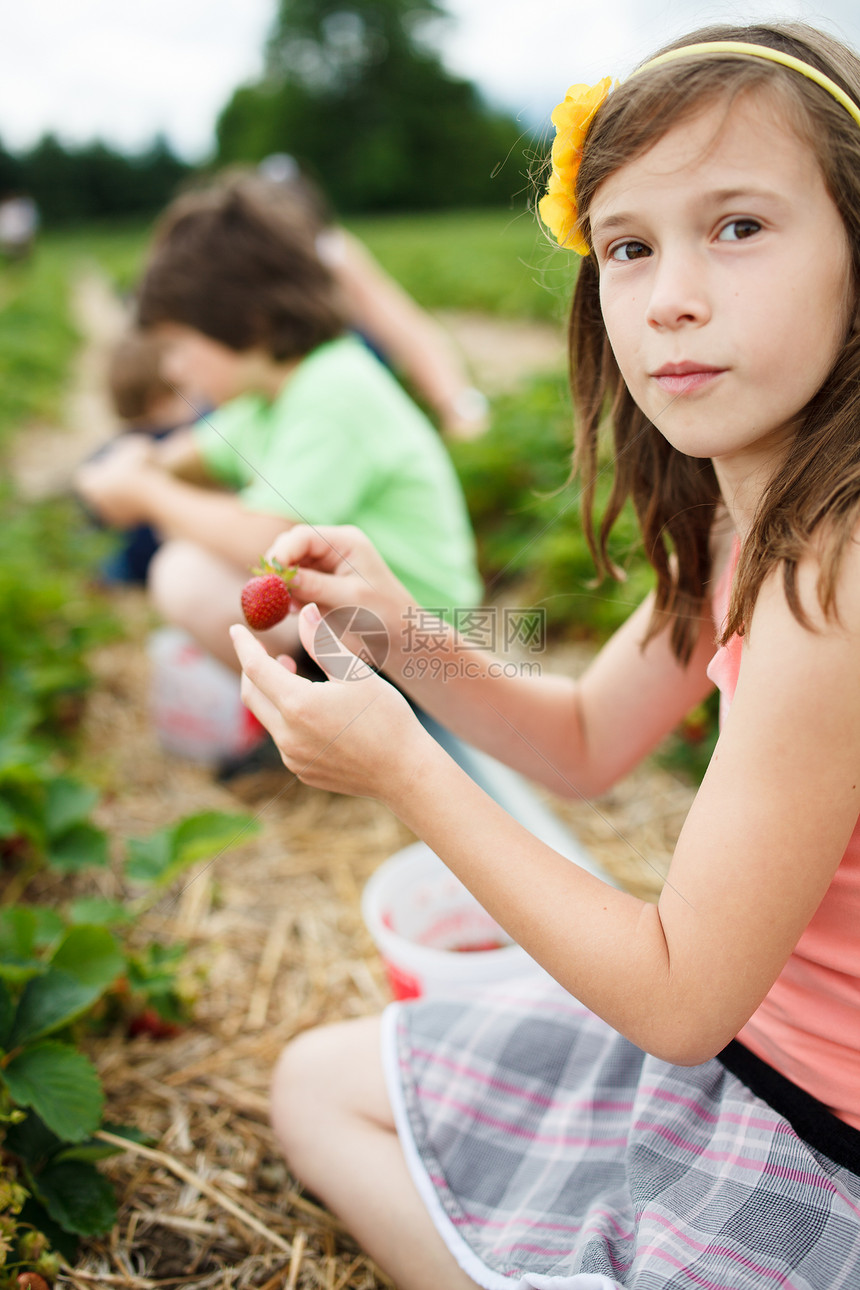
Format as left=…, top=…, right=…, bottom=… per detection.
left=229, top=602, right=429, bottom=802
left=266, top=524, right=414, bottom=635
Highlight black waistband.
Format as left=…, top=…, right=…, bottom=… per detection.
left=717, top=1040, right=860, bottom=1174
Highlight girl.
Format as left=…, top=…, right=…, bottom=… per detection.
left=230, top=21, right=860, bottom=1290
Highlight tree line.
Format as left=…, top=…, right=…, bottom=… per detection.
left=1, top=0, right=536, bottom=226
left=0, top=135, right=192, bottom=226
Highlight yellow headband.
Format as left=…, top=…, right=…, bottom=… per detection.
left=539, top=40, right=860, bottom=254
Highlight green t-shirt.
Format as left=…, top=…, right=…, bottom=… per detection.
left=193, top=335, right=482, bottom=613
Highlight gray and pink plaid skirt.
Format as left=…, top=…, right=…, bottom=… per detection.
left=383, top=976, right=860, bottom=1289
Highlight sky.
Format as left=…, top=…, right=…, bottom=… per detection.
left=2, top=0, right=860, bottom=160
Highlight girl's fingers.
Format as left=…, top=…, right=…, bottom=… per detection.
left=289, top=564, right=349, bottom=610
left=239, top=671, right=285, bottom=738
left=266, top=524, right=350, bottom=572
left=297, top=602, right=374, bottom=682
left=230, top=625, right=326, bottom=758
left=230, top=624, right=302, bottom=702
left=296, top=603, right=323, bottom=662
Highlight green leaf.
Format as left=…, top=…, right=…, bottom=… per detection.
left=67, top=897, right=132, bottom=927
left=46, top=822, right=109, bottom=873
left=44, top=777, right=99, bottom=839
left=124, top=829, right=172, bottom=884
left=34, top=1158, right=116, bottom=1236
left=8, top=968, right=103, bottom=1046
left=0, top=797, right=18, bottom=838
left=18, top=1195, right=80, bottom=1262
left=0, top=976, right=14, bottom=1048
left=50, top=925, right=123, bottom=990
left=55, top=1121, right=148, bottom=1164
left=4, top=1109, right=61, bottom=1166
left=0, top=959, right=45, bottom=986
left=28, top=905, right=66, bottom=949
left=1, top=1041, right=104, bottom=1141
left=0, top=907, right=37, bottom=959
left=126, top=810, right=259, bottom=887
left=171, top=810, right=259, bottom=869
left=0, top=764, right=49, bottom=847
left=0, top=910, right=43, bottom=985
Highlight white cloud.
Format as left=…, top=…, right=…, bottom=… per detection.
left=0, top=0, right=275, bottom=158
left=2, top=0, right=860, bottom=158
left=443, top=0, right=860, bottom=128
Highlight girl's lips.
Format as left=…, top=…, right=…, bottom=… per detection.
left=651, top=366, right=726, bottom=396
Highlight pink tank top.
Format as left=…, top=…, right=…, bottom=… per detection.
left=706, top=543, right=860, bottom=1131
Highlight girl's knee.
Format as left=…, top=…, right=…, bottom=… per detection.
left=270, top=1017, right=387, bottom=1159
left=271, top=1026, right=343, bottom=1165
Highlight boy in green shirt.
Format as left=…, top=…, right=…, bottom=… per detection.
left=75, top=178, right=482, bottom=674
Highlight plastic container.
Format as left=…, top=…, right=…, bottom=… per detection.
left=147, top=627, right=265, bottom=764
left=361, top=841, right=545, bottom=1000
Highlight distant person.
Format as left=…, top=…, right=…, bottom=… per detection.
left=74, top=176, right=482, bottom=681
left=94, top=328, right=197, bottom=584
left=258, top=154, right=490, bottom=439
left=0, top=193, right=38, bottom=260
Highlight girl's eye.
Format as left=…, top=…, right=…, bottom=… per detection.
left=609, top=240, right=651, bottom=262
left=717, top=218, right=761, bottom=242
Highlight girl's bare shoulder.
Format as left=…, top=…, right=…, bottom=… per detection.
left=755, top=517, right=860, bottom=639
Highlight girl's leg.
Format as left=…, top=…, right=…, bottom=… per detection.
left=272, top=1015, right=480, bottom=1290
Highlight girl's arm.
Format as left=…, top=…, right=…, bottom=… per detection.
left=233, top=535, right=860, bottom=1065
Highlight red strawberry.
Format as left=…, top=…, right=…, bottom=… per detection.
left=127, top=1007, right=184, bottom=1040
left=17, top=1274, right=50, bottom=1290
left=240, top=557, right=297, bottom=631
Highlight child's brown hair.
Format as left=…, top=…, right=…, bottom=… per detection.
left=567, top=22, right=860, bottom=661
left=136, top=176, right=346, bottom=363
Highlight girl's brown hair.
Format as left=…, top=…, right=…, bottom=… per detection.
left=569, top=22, right=860, bottom=662
left=137, top=176, right=346, bottom=362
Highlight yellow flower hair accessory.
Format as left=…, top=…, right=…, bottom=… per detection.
left=540, top=42, right=860, bottom=255
left=539, top=76, right=613, bottom=255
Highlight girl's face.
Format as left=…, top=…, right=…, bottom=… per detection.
left=590, top=90, right=853, bottom=503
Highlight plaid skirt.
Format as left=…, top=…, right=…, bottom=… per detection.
left=383, top=976, right=860, bottom=1289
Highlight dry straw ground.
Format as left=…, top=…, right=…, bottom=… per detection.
left=34, top=275, right=695, bottom=1289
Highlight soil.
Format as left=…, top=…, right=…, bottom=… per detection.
left=22, top=272, right=694, bottom=1289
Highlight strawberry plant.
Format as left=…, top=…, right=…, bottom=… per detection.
left=0, top=918, right=126, bottom=1264
left=0, top=805, right=259, bottom=1271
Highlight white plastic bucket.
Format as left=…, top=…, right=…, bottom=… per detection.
left=147, top=627, right=265, bottom=763
left=361, top=841, right=544, bottom=1000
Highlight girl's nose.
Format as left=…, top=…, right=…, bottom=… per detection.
left=645, top=250, right=711, bottom=331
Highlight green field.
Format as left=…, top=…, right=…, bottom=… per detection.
left=350, top=207, right=578, bottom=322
left=11, top=205, right=577, bottom=324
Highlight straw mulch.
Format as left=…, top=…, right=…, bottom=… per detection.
left=50, top=587, right=696, bottom=1290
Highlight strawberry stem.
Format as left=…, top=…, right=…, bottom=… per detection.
left=249, top=556, right=298, bottom=582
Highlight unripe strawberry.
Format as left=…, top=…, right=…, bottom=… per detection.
left=240, top=558, right=297, bottom=631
